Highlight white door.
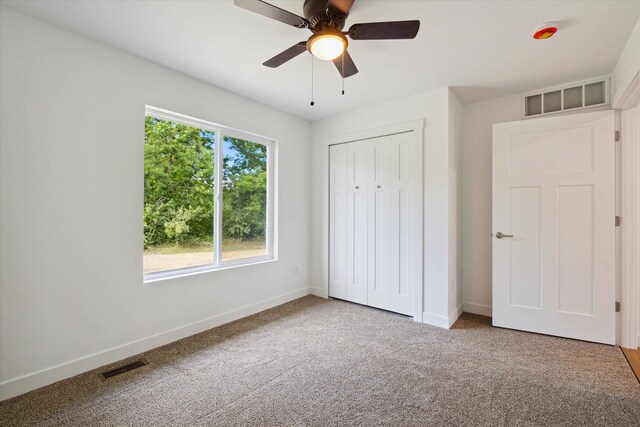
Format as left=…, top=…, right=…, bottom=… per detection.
left=346, top=140, right=369, bottom=305
left=493, top=110, right=616, bottom=344
left=329, top=143, right=349, bottom=301
left=367, top=137, right=392, bottom=310
left=388, top=132, right=419, bottom=315
left=329, top=132, right=419, bottom=316
left=329, top=140, right=368, bottom=305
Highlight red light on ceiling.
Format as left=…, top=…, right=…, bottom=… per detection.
left=533, top=22, right=558, bottom=40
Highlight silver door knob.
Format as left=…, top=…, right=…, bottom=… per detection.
left=495, top=232, right=513, bottom=239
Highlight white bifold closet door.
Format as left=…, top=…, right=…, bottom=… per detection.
left=329, top=131, right=419, bottom=316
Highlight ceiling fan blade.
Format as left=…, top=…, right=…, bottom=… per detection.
left=333, top=50, right=358, bottom=78
left=234, top=0, right=308, bottom=28
left=326, top=0, right=355, bottom=16
left=348, top=20, right=420, bottom=40
left=263, top=42, right=308, bottom=68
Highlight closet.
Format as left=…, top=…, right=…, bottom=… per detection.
left=329, top=131, right=420, bottom=316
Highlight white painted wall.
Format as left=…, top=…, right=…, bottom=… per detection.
left=310, top=87, right=461, bottom=328
left=0, top=8, right=311, bottom=400
left=612, top=17, right=640, bottom=108
left=461, top=94, right=522, bottom=315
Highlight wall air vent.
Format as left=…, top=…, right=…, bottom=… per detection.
left=522, top=77, right=609, bottom=119
left=100, top=359, right=148, bottom=380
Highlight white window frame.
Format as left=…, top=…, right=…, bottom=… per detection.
left=520, top=76, right=611, bottom=119
left=143, top=106, right=276, bottom=283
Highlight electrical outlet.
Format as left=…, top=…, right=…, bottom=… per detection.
left=293, top=265, right=299, bottom=275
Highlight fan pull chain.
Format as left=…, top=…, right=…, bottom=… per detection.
left=341, top=53, right=345, bottom=95
left=310, top=56, right=315, bottom=106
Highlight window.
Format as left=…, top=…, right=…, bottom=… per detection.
left=143, top=106, right=274, bottom=280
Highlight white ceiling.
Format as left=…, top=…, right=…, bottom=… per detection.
left=2, top=0, right=640, bottom=121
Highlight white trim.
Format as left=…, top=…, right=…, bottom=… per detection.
left=614, top=72, right=640, bottom=111
left=321, top=120, right=425, bottom=321
left=309, top=286, right=326, bottom=297
left=618, top=74, right=640, bottom=349
left=324, top=120, right=424, bottom=146
left=414, top=125, right=425, bottom=323
left=143, top=258, right=277, bottom=284
left=145, top=105, right=275, bottom=142
left=462, top=301, right=492, bottom=317
left=0, top=288, right=310, bottom=401
left=142, top=106, right=277, bottom=282
left=422, top=312, right=450, bottom=329
left=449, top=303, right=463, bottom=327
left=521, top=75, right=611, bottom=119
left=214, top=118, right=224, bottom=266
left=521, top=75, right=611, bottom=100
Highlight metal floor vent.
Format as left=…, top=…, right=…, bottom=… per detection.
left=101, top=359, right=148, bottom=380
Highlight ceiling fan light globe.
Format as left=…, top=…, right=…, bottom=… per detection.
left=308, top=33, right=346, bottom=61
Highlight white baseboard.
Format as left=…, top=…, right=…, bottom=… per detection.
left=0, top=287, right=310, bottom=401
left=462, top=301, right=492, bottom=317
left=423, top=303, right=463, bottom=330
left=422, top=312, right=449, bottom=329
left=309, top=286, right=326, bottom=298
left=449, top=303, right=463, bottom=327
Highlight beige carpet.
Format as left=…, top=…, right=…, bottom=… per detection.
left=1, top=296, right=639, bottom=426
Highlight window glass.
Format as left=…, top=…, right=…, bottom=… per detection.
left=143, top=116, right=215, bottom=274
left=222, top=136, right=268, bottom=261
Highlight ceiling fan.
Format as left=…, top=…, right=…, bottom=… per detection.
left=234, top=0, right=420, bottom=78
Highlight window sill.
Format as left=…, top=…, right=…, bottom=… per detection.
left=143, top=256, right=277, bottom=284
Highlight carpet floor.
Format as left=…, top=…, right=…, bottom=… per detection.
left=1, top=296, right=639, bottom=426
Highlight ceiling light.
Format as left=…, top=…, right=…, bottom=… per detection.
left=533, top=22, right=558, bottom=40
left=307, top=31, right=347, bottom=61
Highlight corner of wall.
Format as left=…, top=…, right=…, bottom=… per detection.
left=447, top=88, right=464, bottom=318
left=462, top=301, right=492, bottom=317
left=309, top=286, right=327, bottom=298
left=423, top=302, right=463, bottom=329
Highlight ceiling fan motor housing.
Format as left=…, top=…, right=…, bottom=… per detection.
left=304, top=0, right=347, bottom=32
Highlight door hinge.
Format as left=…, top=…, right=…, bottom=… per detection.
left=615, top=131, right=620, bottom=142
left=615, top=301, right=621, bottom=312
left=616, top=216, right=621, bottom=227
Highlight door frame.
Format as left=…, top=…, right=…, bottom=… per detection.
left=320, top=120, right=424, bottom=321
left=616, top=71, right=640, bottom=349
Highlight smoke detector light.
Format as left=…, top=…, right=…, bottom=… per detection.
left=307, top=31, right=347, bottom=61
left=533, top=22, right=558, bottom=40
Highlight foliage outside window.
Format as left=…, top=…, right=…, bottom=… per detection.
left=143, top=107, right=274, bottom=279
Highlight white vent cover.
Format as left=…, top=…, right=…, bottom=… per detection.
left=522, top=77, right=610, bottom=119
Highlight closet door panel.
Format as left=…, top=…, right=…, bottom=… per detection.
left=329, top=144, right=349, bottom=300
left=346, top=141, right=368, bottom=304
left=329, top=130, right=419, bottom=317
left=367, top=137, right=391, bottom=310
left=389, top=132, right=416, bottom=315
